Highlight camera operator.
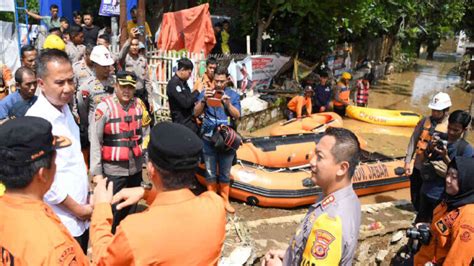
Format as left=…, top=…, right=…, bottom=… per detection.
left=414, top=156, right=474, bottom=265
left=194, top=66, right=241, bottom=213
left=417, top=110, right=473, bottom=223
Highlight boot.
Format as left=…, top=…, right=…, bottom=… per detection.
left=219, top=183, right=235, bottom=213
left=207, top=182, right=218, bottom=193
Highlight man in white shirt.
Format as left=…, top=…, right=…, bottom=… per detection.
left=26, top=49, right=91, bottom=253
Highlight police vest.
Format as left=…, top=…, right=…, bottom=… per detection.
left=333, top=82, right=350, bottom=107
left=102, top=97, right=143, bottom=162
left=356, top=80, right=369, bottom=104
left=415, top=116, right=448, bottom=160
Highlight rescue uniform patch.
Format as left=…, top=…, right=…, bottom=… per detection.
left=460, top=231, right=471, bottom=242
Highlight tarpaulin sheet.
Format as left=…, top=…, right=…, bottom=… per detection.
left=157, top=3, right=215, bottom=55
left=0, top=21, right=21, bottom=72
left=0, top=0, right=14, bottom=12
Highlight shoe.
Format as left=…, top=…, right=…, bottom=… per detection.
left=219, top=183, right=235, bottom=213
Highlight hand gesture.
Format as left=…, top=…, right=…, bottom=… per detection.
left=93, top=176, right=113, bottom=206
left=112, top=187, right=145, bottom=210
left=222, top=94, right=231, bottom=106
left=203, top=87, right=214, bottom=100
left=404, top=162, right=412, bottom=176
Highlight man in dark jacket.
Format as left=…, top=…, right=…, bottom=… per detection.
left=166, top=58, right=199, bottom=133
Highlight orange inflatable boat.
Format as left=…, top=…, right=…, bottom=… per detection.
left=196, top=134, right=410, bottom=208
left=270, top=112, right=343, bottom=136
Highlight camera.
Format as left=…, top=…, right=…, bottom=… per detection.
left=406, top=224, right=431, bottom=245
left=134, top=26, right=144, bottom=35
left=436, top=139, right=448, bottom=149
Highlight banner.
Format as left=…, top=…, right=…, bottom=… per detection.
left=293, top=56, right=317, bottom=82
left=99, top=0, right=137, bottom=18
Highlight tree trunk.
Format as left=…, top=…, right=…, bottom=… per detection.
left=137, top=0, right=146, bottom=44
left=256, top=22, right=264, bottom=54
left=119, top=0, right=128, bottom=47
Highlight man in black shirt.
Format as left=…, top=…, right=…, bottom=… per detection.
left=82, top=12, right=100, bottom=46
left=166, top=58, right=199, bottom=134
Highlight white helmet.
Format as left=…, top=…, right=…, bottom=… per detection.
left=428, top=92, right=452, bottom=110
left=90, top=45, right=114, bottom=66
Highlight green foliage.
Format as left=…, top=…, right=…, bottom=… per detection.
left=219, top=0, right=469, bottom=60
left=0, top=0, right=39, bottom=23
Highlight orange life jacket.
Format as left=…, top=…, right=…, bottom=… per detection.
left=333, top=82, right=350, bottom=107
left=102, top=97, right=143, bottom=162
left=415, top=116, right=448, bottom=160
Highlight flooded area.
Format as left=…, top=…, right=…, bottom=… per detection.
left=218, top=48, right=473, bottom=264
left=237, top=49, right=473, bottom=212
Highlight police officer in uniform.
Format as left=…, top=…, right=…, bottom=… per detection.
left=90, top=71, right=144, bottom=232
left=119, top=28, right=153, bottom=114
left=73, top=44, right=94, bottom=87
left=166, top=58, right=199, bottom=133
left=77, top=45, right=115, bottom=137
left=405, top=92, right=451, bottom=213
left=262, top=127, right=362, bottom=266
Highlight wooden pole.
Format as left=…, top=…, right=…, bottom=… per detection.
left=119, top=0, right=128, bottom=47
left=137, top=0, right=146, bottom=44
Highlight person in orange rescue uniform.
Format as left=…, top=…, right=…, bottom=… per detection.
left=0, top=117, right=88, bottom=265
left=286, top=86, right=313, bottom=120
left=415, top=156, right=474, bottom=265
left=333, top=71, right=352, bottom=117
left=90, top=121, right=226, bottom=265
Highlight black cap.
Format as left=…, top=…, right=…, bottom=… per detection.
left=116, top=71, right=137, bottom=88
left=148, top=122, right=203, bottom=171
left=0, top=117, right=71, bottom=166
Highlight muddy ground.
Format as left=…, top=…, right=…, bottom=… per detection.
left=219, top=42, right=473, bottom=265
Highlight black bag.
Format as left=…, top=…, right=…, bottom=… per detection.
left=211, top=125, right=242, bottom=152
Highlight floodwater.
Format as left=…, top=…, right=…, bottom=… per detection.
left=239, top=49, right=472, bottom=210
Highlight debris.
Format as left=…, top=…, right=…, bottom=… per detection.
left=391, top=231, right=404, bottom=244
left=376, top=250, right=389, bottom=263
left=219, top=246, right=253, bottom=266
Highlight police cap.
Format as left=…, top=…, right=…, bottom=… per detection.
left=148, top=122, right=203, bottom=171
left=116, top=71, right=137, bottom=88
left=0, top=117, right=71, bottom=166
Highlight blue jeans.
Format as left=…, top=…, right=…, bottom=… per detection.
left=202, top=139, right=236, bottom=184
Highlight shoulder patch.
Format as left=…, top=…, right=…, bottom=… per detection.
left=312, top=229, right=336, bottom=259
left=95, top=109, right=104, bottom=121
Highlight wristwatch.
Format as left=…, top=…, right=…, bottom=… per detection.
left=141, top=181, right=153, bottom=201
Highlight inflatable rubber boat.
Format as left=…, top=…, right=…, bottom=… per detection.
left=346, top=106, right=421, bottom=127
left=270, top=112, right=343, bottom=136
left=196, top=134, right=410, bottom=208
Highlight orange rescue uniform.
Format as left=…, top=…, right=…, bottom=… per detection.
left=415, top=202, right=474, bottom=265
left=333, top=82, right=350, bottom=107
left=0, top=194, right=88, bottom=265
left=194, top=73, right=215, bottom=92
left=90, top=189, right=226, bottom=265
left=287, top=96, right=312, bottom=118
